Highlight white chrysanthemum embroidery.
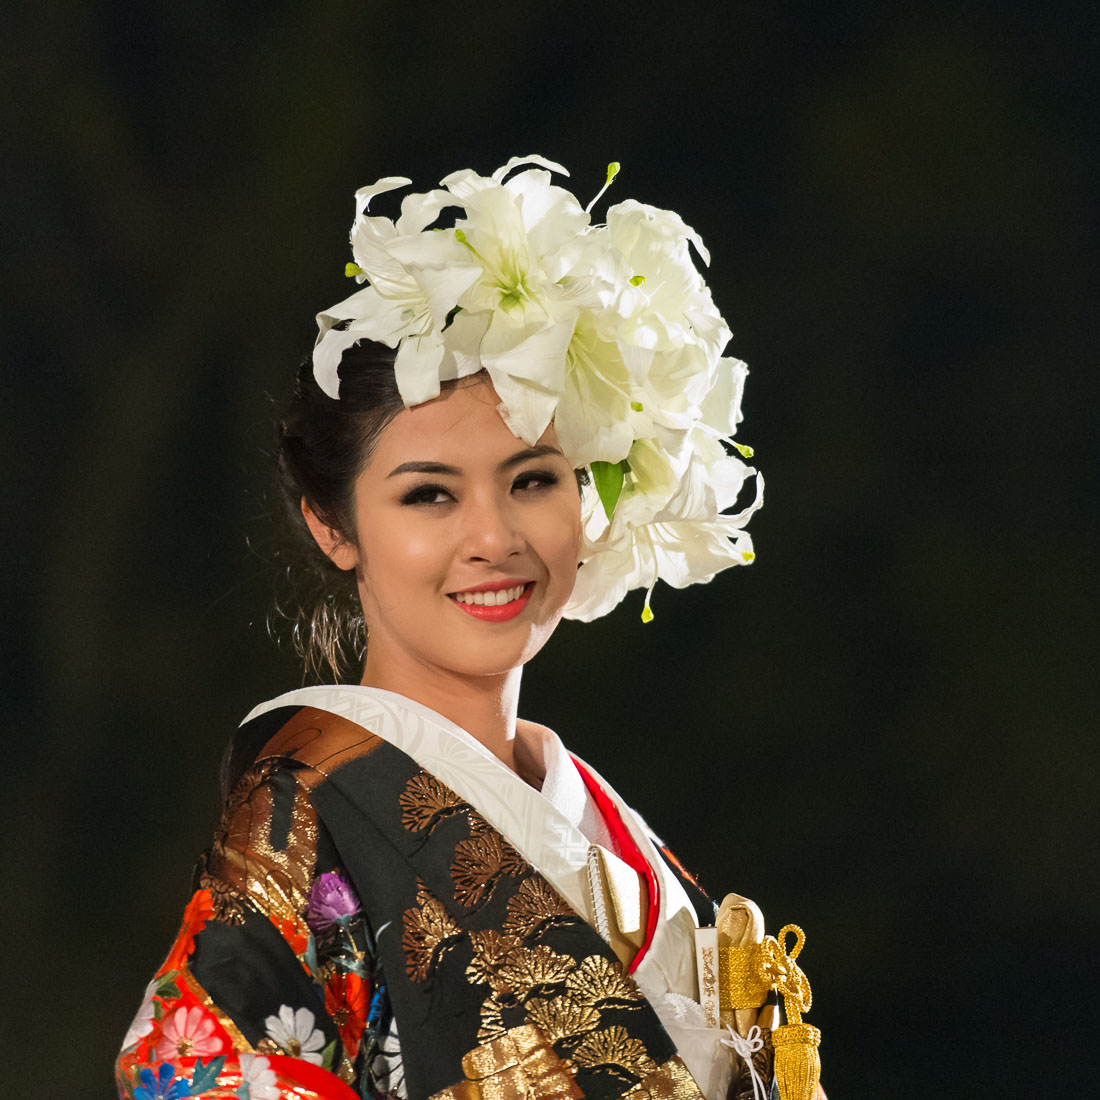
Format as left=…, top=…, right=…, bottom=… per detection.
left=237, top=1053, right=280, bottom=1100
left=262, top=1004, right=325, bottom=1065
left=370, top=1012, right=406, bottom=1099
left=313, top=156, right=762, bottom=621
left=120, top=980, right=158, bottom=1051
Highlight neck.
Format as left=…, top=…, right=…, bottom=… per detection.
left=360, top=653, right=524, bottom=773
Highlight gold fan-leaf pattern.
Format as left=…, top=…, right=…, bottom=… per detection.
left=571, top=1025, right=658, bottom=1076
left=476, top=995, right=508, bottom=1043
left=467, top=929, right=524, bottom=989
left=524, top=995, right=601, bottom=1044
left=401, top=881, right=462, bottom=982
left=496, top=943, right=577, bottom=992
left=566, top=954, right=642, bottom=1007
left=502, top=876, right=575, bottom=938
left=452, top=832, right=511, bottom=907
left=399, top=773, right=466, bottom=834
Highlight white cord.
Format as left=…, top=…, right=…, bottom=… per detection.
left=720, top=1024, right=766, bottom=1100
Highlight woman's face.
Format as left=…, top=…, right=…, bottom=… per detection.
left=328, top=378, right=582, bottom=684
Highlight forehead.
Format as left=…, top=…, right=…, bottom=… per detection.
left=367, top=380, right=561, bottom=471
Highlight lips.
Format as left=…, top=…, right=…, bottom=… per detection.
left=448, top=581, right=534, bottom=623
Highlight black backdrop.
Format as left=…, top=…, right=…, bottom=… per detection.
left=4, top=2, right=1098, bottom=1097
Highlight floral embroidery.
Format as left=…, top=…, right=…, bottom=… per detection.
left=262, top=1004, right=326, bottom=1064
left=154, top=1004, right=228, bottom=1062
left=269, top=913, right=310, bottom=958
left=121, top=980, right=159, bottom=1051
left=325, top=970, right=369, bottom=1055
left=236, top=1053, right=280, bottom=1100
left=307, top=870, right=362, bottom=932
left=160, top=889, right=214, bottom=974
left=132, top=1062, right=190, bottom=1100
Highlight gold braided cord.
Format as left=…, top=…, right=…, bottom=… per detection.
left=717, top=919, right=822, bottom=1100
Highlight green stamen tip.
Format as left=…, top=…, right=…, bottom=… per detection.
left=606, top=161, right=621, bottom=184
left=733, top=441, right=755, bottom=458
left=630, top=401, right=643, bottom=412
left=630, top=274, right=646, bottom=286
left=641, top=603, right=654, bottom=624
left=345, top=262, right=363, bottom=278
left=742, top=551, right=756, bottom=563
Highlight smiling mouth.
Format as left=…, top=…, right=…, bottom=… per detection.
left=448, top=582, right=534, bottom=622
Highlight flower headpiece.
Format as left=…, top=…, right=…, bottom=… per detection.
left=313, top=155, right=763, bottom=621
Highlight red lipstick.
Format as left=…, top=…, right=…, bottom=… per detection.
left=448, top=580, right=534, bottom=623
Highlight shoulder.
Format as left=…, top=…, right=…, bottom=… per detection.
left=221, top=702, right=386, bottom=799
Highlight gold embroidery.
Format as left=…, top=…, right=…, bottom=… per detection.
left=206, top=761, right=319, bottom=925
left=495, top=943, right=576, bottom=991
left=620, top=1055, right=705, bottom=1100
left=400, top=773, right=467, bottom=834
left=452, top=832, right=526, bottom=907
left=523, top=996, right=600, bottom=1045
left=476, top=995, right=509, bottom=1043
left=467, top=930, right=524, bottom=990
left=565, top=954, right=642, bottom=1007
left=438, top=1024, right=583, bottom=1100
left=402, top=881, right=462, bottom=981
left=501, top=877, right=575, bottom=938
left=199, top=874, right=248, bottom=925
left=571, top=1025, right=657, bottom=1077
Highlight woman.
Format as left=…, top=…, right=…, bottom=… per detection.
left=116, top=157, right=821, bottom=1100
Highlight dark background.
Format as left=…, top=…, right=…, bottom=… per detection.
left=4, top=2, right=1098, bottom=1097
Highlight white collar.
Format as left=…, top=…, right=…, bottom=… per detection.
left=243, top=684, right=699, bottom=995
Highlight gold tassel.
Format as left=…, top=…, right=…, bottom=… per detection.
left=772, top=1022, right=821, bottom=1100
left=767, top=925, right=821, bottom=1100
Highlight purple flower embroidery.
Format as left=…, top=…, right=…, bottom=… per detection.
left=307, top=871, right=362, bottom=933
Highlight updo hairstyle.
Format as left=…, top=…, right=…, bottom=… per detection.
left=275, top=339, right=405, bottom=682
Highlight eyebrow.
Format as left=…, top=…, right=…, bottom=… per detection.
left=387, top=444, right=564, bottom=479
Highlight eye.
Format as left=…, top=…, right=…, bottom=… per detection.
left=512, top=468, right=561, bottom=493
left=400, top=482, right=454, bottom=506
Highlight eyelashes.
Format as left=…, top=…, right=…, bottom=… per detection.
left=400, top=483, right=452, bottom=506
left=399, top=469, right=561, bottom=507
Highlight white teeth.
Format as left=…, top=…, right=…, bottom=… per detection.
left=454, top=584, right=527, bottom=606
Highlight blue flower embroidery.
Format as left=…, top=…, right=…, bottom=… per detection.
left=134, top=1063, right=190, bottom=1100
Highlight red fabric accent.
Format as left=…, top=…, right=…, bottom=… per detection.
left=570, top=756, right=660, bottom=973
left=265, top=1053, right=362, bottom=1100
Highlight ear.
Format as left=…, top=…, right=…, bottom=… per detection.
left=301, top=497, right=359, bottom=571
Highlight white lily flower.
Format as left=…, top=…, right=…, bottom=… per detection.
left=312, top=157, right=764, bottom=620
left=566, top=437, right=763, bottom=622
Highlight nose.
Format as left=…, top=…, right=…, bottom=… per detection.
left=461, top=488, right=526, bottom=565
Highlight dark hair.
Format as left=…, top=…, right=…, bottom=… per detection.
left=275, top=339, right=406, bottom=682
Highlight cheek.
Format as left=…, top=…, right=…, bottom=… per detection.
left=539, top=500, right=583, bottom=579
left=360, top=524, right=451, bottom=599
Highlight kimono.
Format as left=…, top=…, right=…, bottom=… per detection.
left=116, top=686, right=778, bottom=1100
